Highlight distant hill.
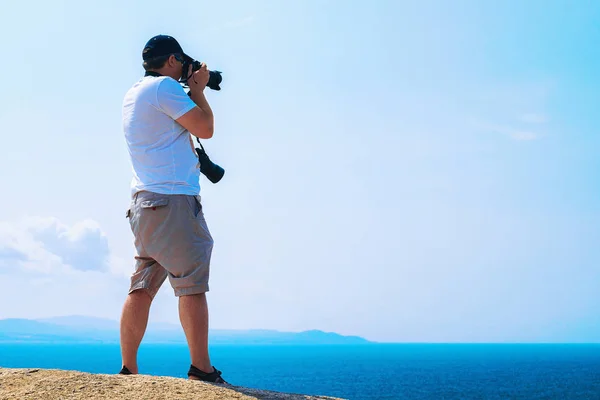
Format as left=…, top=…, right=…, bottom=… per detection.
left=0, top=317, right=371, bottom=345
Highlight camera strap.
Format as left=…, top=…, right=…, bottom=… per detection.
left=195, top=137, right=206, bottom=151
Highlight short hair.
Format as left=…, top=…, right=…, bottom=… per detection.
left=143, top=55, right=171, bottom=71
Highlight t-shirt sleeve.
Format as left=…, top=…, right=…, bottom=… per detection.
left=156, top=78, right=197, bottom=120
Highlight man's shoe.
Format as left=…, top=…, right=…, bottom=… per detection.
left=119, top=366, right=133, bottom=375
left=187, top=365, right=228, bottom=384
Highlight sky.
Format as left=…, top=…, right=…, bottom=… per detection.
left=0, top=0, right=599, bottom=343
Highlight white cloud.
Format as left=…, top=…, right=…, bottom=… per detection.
left=0, top=220, right=65, bottom=274
left=0, top=216, right=119, bottom=274
left=520, top=113, right=548, bottom=124
left=470, top=119, right=542, bottom=141
left=502, top=128, right=539, bottom=141
left=470, top=81, right=551, bottom=141
left=0, top=246, right=26, bottom=261
left=0, top=216, right=132, bottom=320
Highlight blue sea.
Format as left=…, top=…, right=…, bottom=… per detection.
left=1, top=343, right=600, bottom=399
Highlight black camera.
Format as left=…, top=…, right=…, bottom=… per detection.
left=195, top=141, right=225, bottom=184
left=181, top=59, right=223, bottom=91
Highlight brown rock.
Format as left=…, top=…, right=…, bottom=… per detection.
left=0, top=368, right=345, bottom=400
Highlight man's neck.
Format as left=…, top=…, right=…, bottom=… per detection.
left=145, top=69, right=180, bottom=81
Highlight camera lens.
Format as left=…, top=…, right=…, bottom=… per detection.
left=196, top=147, right=225, bottom=184
left=207, top=71, right=222, bottom=91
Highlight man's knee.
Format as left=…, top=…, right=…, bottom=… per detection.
left=129, top=288, right=154, bottom=301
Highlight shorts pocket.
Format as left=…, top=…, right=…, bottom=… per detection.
left=140, top=197, right=169, bottom=209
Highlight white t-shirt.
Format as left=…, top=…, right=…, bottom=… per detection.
left=122, top=75, right=200, bottom=198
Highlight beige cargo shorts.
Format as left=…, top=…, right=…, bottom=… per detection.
left=125, top=190, right=214, bottom=298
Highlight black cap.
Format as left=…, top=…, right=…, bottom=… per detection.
left=142, top=35, right=193, bottom=62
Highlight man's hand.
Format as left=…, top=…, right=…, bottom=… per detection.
left=187, top=63, right=210, bottom=92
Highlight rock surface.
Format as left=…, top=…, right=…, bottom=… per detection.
left=0, top=368, right=344, bottom=400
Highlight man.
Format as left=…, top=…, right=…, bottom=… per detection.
left=119, top=34, right=227, bottom=384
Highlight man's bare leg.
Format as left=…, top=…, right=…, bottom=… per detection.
left=179, top=293, right=213, bottom=376
left=119, top=290, right=152, bottom=374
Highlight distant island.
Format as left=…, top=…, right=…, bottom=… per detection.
left=0, top=316, right=372, bottom=345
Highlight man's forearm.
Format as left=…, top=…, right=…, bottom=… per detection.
left=190, top=90, right=214, bottom=127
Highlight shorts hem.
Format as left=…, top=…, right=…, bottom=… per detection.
left=128, top=283, right=159, bottom=300
left=174, top=283, right=209, bottom=297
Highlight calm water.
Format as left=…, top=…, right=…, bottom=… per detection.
left=1, top=343, right=600, bottom=399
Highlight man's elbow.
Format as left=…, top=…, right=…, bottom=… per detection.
left=192, top=123, right=213, bottom=139
left=202, top=126, right=214, bottom=139
left=177, top=108, right=214, bottom=139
